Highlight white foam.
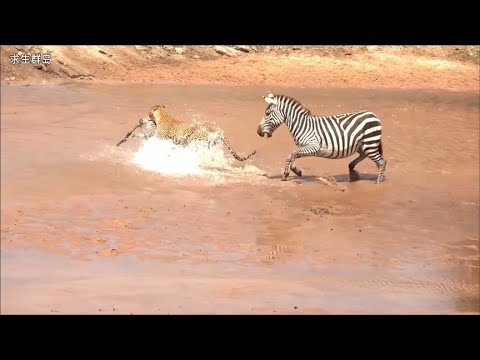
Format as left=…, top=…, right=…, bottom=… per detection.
left=128, top=137, right=266, bottom=182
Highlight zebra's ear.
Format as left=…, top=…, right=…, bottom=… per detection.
left=263, top=95, right=277, bottom=105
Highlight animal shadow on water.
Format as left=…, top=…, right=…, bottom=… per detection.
left=265, top=174, right=325, bottom=184
left=331, top=172, right=379, bottom=183
left=265, top=171, right=379, bottom=185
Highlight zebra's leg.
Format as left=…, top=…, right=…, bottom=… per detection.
left=363, top=146, right=387, bottom=183
left=288, top=142, right=327, bottom=177
left=348, top=152, right=367, bottom=182
left=374, top=157, right=387, bottom=183
left=290, top=162, right=302, bottom=177
left=282, top=144, right=321, bottom=181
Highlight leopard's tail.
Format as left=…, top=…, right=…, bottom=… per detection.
left=221, top=136, right=256, bottom=161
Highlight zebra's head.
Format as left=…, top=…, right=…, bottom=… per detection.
left=257, top=91, right=284, bottom=138
left=139, top=116, right=151, bottom=125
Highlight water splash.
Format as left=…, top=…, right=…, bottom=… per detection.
left=128, top=137, right=266, bottom=182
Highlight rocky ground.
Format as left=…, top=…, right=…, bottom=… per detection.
left=1, top=45, right=479, bottom=91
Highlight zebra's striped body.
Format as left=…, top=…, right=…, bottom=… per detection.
left=257, top=92, right=387, bottom=183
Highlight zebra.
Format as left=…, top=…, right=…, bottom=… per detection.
left=256, top=91, right=387, bottom=184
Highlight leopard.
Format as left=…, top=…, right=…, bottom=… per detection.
left=116, top=104, right=256, bottom=161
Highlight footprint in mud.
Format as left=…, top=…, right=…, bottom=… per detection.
left=310, top=206, right=331, bottom=216
left=309, top=204, right=338, bottom=218
left=264, top=243, right=300, bottom=260
left=265, top=244, right=288, bottom=260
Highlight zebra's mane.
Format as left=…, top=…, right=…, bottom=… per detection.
left=277, top=94, right=313, bottom=115
left=276, top=94, right=366, bottom=119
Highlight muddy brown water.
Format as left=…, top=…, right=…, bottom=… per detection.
left=1, top=83, right=479, bottom=314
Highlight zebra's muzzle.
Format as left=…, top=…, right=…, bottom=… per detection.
left=257, top=127, right=271, bottom=138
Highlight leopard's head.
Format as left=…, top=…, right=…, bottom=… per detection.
left=149, top=104, right=168, bottom=126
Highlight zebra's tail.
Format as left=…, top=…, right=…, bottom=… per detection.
left=221, top=136, right=257, bottom=161
left=116, top=120, right=142, bottom=146
left=378, top=140, right=383, bottom=156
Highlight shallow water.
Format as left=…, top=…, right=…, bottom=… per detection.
left=1, top=83, right=479, bottom=314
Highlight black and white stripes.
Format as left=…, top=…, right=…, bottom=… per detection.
left=257, top=92, right=387, bottom=183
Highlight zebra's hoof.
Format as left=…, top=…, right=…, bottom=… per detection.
left=281, top=174, right=289, bottom=181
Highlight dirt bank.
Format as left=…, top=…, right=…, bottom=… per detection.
left=1, top=45, right=479, bottom=92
